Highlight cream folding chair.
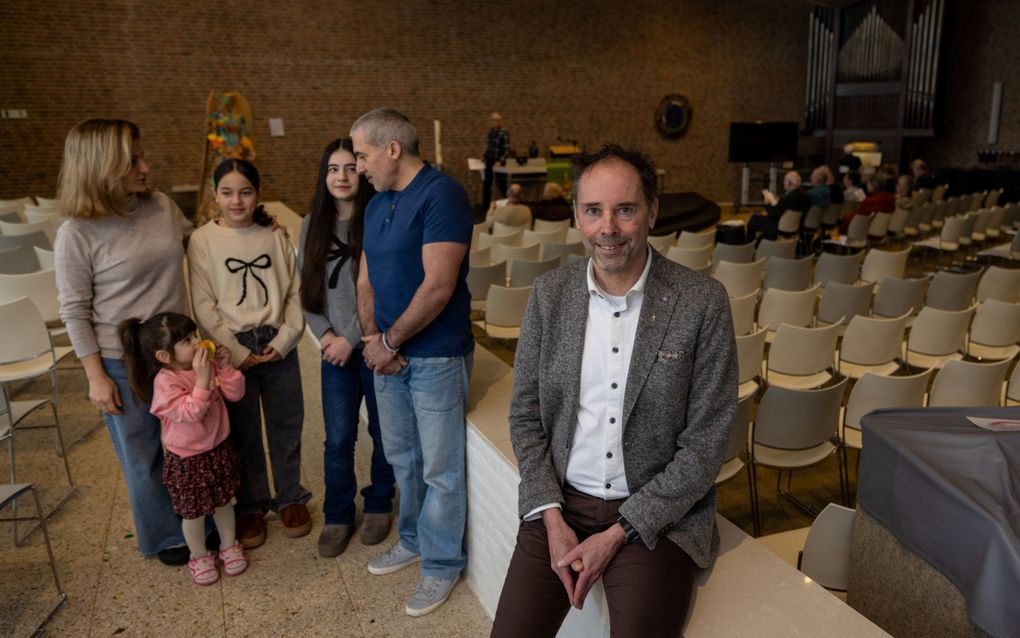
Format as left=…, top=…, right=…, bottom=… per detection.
left=23, top=207, right=62, bottom=225
left=929, top=357, right=1013, bottom=407
left=955, top=213, right=979, bottom=256
left=713, top=258, right=765, bottom=298
left=34, top=196, right=58, bottom=207
left=931, top=183, right=948, bottom=204
left=0, top=230, right=52, bottom=252
left=0, top=211, right=23, bottom=224
left=532, top=219, right=570, bottom=234
left=901, top=204, right=924, bottom=240
left=467, top=261, right=507, bottom=311
left=755, top=238, right=797, bottom=262
left=887, top=208, right=910, bottom=244
left=665, top=244, right=712, bottom=270
left=729, top=289, right=759, bottom=337
left=820, top=203, right=842, bottom=230
left=33, top=245, right=55, bottom=270
left=817, top=281, right=873, bottom=330
left=976, top=265, right=1020, bottom=303
left=763, top=256, right=814, bottom=291
left=985, top=189, right=1003, bottom=209
left=845, top=213, right=874, bottom=249
left=873, top=276, right=929, bottom=323
left=814, top=251, right=863, bottom=289
left=905, top=305, right=976, bottom=369
left=750, top=378, right=849, bottom=531
left=491, top=242, right=542, bottom=278
left=476, top=229, right=524, bottom=249
left=647, top=232, right=677, bottom=254
left=966, top=300, right=1020, bottom=361
left=756, top=502, right=857, bottom=593
left=0, top=483, right=67, bottom=632
left=860, top=247, right=911, bottom=284
left=0, top=244, right=41, bottom=274
left=470, top=221, right=488, bottom=250
left=0, top=196, right=34, bottom=211
left=840, top=369, right=932, bottom=456
left=838, top=311, right=910, bottom=378
left=0, top=218, right=58, bottom=244
left=765, top=322, right=841, bottom=390
left=676, top=229, right=715, bottom=250
left=509, top=256, right=561, bottom=288
left=736, top=327, right=766, bottom=400
left=479, top=285, right=531, bottom=339
left=0, top=270, right=71, bottom=340
left=757, top=284, right=820, bottom=342
left=492, top=220, right=529, bottom=236
left=913, top=214, right=964, bottom=268
left=0, top=298, right=76, bottom=540
left=523, top=227, right=566, bottom=246
left=969, top=208, right=993, bottom=244
left=541, top=240, right=586, bottom=261
left=564, top=227, right=582, bottom=244
left=1007, top=364, right=1020, bottom=406
left=468, top=246, right=491, bottom=267
left=715, top=394, right=758, bottom=535
left=866, top=212, right=892, bottom=243
left=968, top=191, right=986, bottom=213
left=776, top=210, right=803, bottom=238
left=983, top=206, right=1006, bottom=241
left=712, top=240, right=756, bottom=271
left=925, top=268, right=982, bottom=311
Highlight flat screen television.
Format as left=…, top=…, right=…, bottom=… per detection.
left=728, top=122, right=799, bottom=163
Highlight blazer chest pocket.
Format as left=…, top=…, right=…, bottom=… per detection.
left=656, top=349, right=686, bottom=362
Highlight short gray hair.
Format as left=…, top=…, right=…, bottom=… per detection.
left=351, top=108, right=420, bottom=156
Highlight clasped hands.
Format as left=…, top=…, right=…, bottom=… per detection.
left=543, top=508, right=627, bottom=610
left=239, top=345, right=281, bottom=371
left=361, top=333, right=407, bottom=375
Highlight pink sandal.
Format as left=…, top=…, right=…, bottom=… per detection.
left=219, top=542, right=248, bottom=577
left=188, top=553, right=219, bottom=586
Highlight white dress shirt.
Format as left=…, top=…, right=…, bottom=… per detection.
left=523, top=249, right=652, bottom=520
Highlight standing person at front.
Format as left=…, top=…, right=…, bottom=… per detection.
left=187, top=159, right=311, bottom=550
left=350, top=108, right=474, bottom=617
left=55, top=118, right=194, bottom=565
left=482, top=111, right=510, bottom=210
left=491, top=145, right=738, bottom=637
left=299, top=138, right=395, bottom=558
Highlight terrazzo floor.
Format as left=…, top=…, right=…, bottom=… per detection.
left=1, top=336, right=492, bottom=637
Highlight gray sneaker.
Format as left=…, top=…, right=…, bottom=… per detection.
left=405, top=574, right=459, bottom=617
left=367, top=542, right=420, bottom=575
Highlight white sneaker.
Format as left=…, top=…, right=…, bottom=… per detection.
left=367, top=542, right=420, bottom=575
left=405, top=574, right=459, bottom=617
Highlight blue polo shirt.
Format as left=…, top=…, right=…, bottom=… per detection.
left=363, top=163, right=474, bottom=358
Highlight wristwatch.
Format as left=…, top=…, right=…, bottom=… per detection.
left=617, top=515, right=641, bottom=544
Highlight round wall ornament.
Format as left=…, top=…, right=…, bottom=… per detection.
left=655, top=95, right=692, bottom=138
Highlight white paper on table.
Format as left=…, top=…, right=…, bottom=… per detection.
left=967, top=417, right=1020, bottom=432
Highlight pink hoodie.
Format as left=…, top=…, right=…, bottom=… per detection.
left=150, top=364, right=245, bottom=458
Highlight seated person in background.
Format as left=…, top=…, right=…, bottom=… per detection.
left=843, top=171, right=866, bottom=203
left=532, top=182, right=573, bottom=222
left=911, top=159, right=937, bottom=191
left=840, top=176, right=895, bottom=234
left=880, top=163, right=900, bottom=181
left=806, top=166, right=831, bottom=209
left=895, top=174, right=915, bottom=208
left=746, top=170, right=812, bottom=243
left=486, top=182, right=532, bottom=229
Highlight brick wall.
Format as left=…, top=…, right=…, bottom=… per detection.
left=913, top=0, right=1020, bottom=170
left=0, top=0, right=811, bottom=212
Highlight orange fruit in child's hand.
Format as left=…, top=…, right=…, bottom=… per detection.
left=198, top=340, right=217, bottom=357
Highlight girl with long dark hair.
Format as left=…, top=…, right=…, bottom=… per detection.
left=299, top=138, right=395, bottom=556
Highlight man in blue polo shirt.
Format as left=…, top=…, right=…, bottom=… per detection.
left=351, top=108, right=474, bottom=617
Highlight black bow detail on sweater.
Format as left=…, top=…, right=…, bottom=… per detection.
left=225, top=254, right=272, bottom=306
left=327, top=235, right=350, bottom=289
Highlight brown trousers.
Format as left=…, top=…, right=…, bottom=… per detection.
left=491, top=485, right=697, bottom=638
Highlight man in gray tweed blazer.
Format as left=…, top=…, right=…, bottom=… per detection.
left=491, top=145, right=737, bottom=637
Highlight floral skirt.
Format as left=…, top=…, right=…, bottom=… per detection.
left=163, top=439, right=240, bottom=519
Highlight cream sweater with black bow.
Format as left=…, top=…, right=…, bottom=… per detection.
left=188, top=220, right=304, bottom=367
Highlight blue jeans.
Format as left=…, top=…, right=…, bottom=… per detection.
left=372, top=355, right=470, bottom=580
left=101, top=358, right=184, bottom=555
left=321, top=348, right=394, bottom=525
left=226, top=328, right=311, bottom=516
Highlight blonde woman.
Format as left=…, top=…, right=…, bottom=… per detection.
left=55, top=119, right=194, bottom=565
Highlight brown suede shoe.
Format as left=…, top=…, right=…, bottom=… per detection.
left=361, top=512, right=392, bottom=546
left=281, top=502, right=312, bottom=538
left=318, top=524, right=353, bottom=557
left=237, top=512, right=266, bottom=549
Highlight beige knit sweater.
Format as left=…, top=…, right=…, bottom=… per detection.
left=187, top=220, right=304, bottom=367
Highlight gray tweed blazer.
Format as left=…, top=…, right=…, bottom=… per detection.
left=509, top=250, right=738, bottom=569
